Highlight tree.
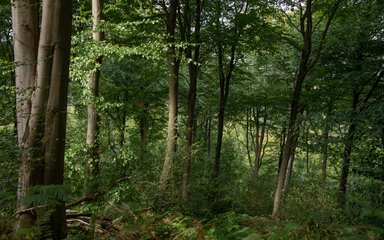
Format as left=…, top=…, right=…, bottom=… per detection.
left=212, top=0, right=247, bottom=177
left=12, top=0, right=73, bottom=238
left=160, top=0, right=181, bottom=188
left=84, top=0, right=104, bottom=195
left=311, top=0, right=384, bottom=203
left=182, top=0, right=203, bottom=205
left=272, top=0, right=341, bottom=219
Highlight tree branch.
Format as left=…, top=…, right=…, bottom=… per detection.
left=281, top=10, right=301, bottom=34
left=307, top=0, right=342, bottom=71
left=66, top=176, right=131, bottom=208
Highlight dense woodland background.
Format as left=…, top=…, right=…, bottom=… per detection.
left=0, top=0, right=383, bottom=239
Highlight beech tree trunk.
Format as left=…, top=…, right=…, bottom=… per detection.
left=272, top=29, right=310, bottom=218
left=182, top=0, right=202, bottom=205
left=139, top=103, right=149, bottom=162
left=272, top=0, right=340, bottom=219
left=212, top=0, right=250, bottom=178
left=160, top=0, right=179, bottom=188
left=321, top=102, right=332, bottom=184
left=12, top=0, right=73, bottom=238
left=283, top=153, right=295, bottom=192
left=321, top=123, right=330, bottom=183
left=12, top=0, right=39, bottom=229
left=85, top=0, right=104, bottom=194
left=213, top=45, right=235, bottom=176
left=203, top=116, right=212, bottom=157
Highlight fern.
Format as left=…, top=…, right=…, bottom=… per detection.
left=19, top=185, right=69, bottom=239
left=24, top=184, right=69, bottom=212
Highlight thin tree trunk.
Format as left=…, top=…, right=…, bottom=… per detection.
left=182, top=0, right=202, bottom=205
left=85, top=0, right=104, bottom=194
left=213, top=44, right=236, bottom=176
left=273, top=0, right=313, bottom=219
left=207, top=116, right=212, bottom=157
left=321, top=102, right=332, bottom=184
left=321, top=123, right=330, bottom=183
left=160, top=0, right=179, bottom=188
left=251, top=107, right=268, bottom=178
left=120, top=110, right=126, bottom=147
left=283, top=153, right=295, bottom=192
left=338, top=61, right=383, bottom=205
left=278, top=128, right=286, bottom=170
left=305, top=122, right=310, bottom=176
left=338, top=89, right=359, bottom=204
left=272, top=31, right=310, bottom=217
left=272, top=0, right=340, bottom=219
left=139, top=104, right=149, bottom=162
left=245, top=109, right=253, bottom=174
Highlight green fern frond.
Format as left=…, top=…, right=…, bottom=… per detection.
left=26, top=184, right=70, bottom=204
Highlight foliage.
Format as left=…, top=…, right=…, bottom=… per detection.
left=1, top=0, right=383, bottom=239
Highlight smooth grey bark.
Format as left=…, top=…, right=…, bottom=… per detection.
left=85, top=0, right=104, bottom=195
left=160, top=0, right=180, bottom=188
left=12, top=0, right=39, bottom=229
left=12, top=0, right=73, bottom=238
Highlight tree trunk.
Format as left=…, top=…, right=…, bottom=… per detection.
left=213, top=44, right=236, bottom=176
left=338, top=89, right=359, bottom=204
left=119, top=109, right=126, bottom=148
left=251, top=107, right=268, bottom=178
left=160, top=0, right=179, bottom=188
left=205, top=116, right=212, bottom=157
left=272, top=0, right=313, bottom=219
left=85, top=0, right=104, bottom=194
left=337, top=58, right=383, bottom=204
left=283, top=153, right=295, bottom=192
left=245, top=109, right=253, bottom=175
left=13, top=0, right=73, bottom=238
left=37, top=1, right=72, bottom=238
left=182, top=0, right=202, bottom=205
left=272, top=0, right=340, bottom=219
left=278, top=128, right=286, bottom=171
left=321, top=123, right=330, bottom=184
left=272, top=42, right=310, bottom=219
left=139, top=103, right=149, bottom=162
left=321, top=102, right=332, bottom=184
left=305, top=122, right=310, bottom=176
left=12, top=0, right=39, bottom=228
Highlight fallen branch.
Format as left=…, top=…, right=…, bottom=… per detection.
left=66, top=213, right=119, bottom=235
left=14, top=204, right=49, bottom=216
left=67, top=218, right=90, bottom=226
left=66, top=213, right=93, bottom=218
left=66, top=176, right=131, bottom=208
